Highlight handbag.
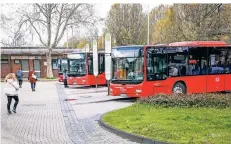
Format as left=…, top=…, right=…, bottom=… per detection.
left=32, top=74, right=37, bottom=79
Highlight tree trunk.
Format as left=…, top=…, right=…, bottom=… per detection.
left=46, top=48, right=54, bottom=78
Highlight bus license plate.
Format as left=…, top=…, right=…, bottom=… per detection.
left=120, top=94, right=127, bottom=97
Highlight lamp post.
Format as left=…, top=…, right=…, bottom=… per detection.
left=147, top=4, right=150, bottom=45
left=94, top=29, right=99, bottom=45
left=66, top=27, right=69, bottom=48
left=71, top=25, right=74, bottom=48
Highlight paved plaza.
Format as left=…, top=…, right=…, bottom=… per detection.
left=1, top=81, right=138, bottom=144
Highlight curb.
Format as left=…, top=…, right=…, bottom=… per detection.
left=99, top=113, right=169, bottom=144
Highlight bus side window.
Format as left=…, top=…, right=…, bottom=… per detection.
left=146, top=57, right=153, bottom=80
left=188, top=47, right=207, bottom=76
left=225, top=48, right=231, bottom=73
left=168, top=53, right=187, bottom=77
left=88, top=55, right=93, bottom=74
left=208, top=47, right=227, bottom=74
left=98, top=54, right=104, bottom=74
left=201, top=60, right=207, bottom=75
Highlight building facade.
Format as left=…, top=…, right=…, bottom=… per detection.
left=1, top=47, right=76, bottom=78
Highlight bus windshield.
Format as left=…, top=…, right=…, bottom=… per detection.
left=111, top=46, right=144, bottom=83
left=68, top=53, right=86, bottom=76
left=58, top=59, right=68, bottom=74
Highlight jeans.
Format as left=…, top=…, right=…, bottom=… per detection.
left=7, top=96, right=19, bottom=111
left=64, top=79, right=68, bottom=87
left=18, top=80, right=23, bottom=87
left=31, top=83, right=36, bottom=90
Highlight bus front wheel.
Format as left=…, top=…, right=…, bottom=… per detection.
left=172, top=82, right=186, bottom=94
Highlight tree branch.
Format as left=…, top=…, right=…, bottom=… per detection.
left=51, top=4, right=64, bottom=47
left=36, top=4, right=48, bottom=19
left=54, top=4, right=82, bottom=47
left=25, top=14, right=46, bottom=46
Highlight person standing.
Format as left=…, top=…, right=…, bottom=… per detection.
left=63, top=69, right=68, bottom=88
left=4, top=73, right=19, bottom=114
left=28, top=68, right=37, bottom=91
left=16, top=68, right=23, bottom=88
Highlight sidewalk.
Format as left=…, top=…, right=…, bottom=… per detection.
left=1, top=81, right=72, bottom=144
left=1, top=81, right=138, bottom=144
left=1, top=78, right=58, bottom=82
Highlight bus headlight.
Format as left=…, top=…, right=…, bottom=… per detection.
left=136, top=89, right=142, bottom=93
left=82, top=80, right=86, bottom=83
left=110, top=88, right=113, bottom=92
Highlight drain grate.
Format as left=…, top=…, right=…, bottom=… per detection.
left=64, top=99, right=77, bottom=101
left=80, top=96, right=91, bottom=98
left=22, top=104, right=46, bottom=107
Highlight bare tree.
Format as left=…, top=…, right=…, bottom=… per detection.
left=16, top=3, right=99, bottom=77
left=1, top=10, right=28, bottom=47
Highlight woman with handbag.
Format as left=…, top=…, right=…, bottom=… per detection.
left=28, top=68, right=37, bottom=91
left=4, top=73, right=20, bottom=114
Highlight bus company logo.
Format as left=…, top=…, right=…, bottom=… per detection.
left=215, top=77, right=220, bottom=82
left=120, top=87, right=126, bottom=92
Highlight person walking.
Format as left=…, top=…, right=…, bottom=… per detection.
left=4, top=73, right=19, bottom=114
left=28, top=68, right=37, bottom=91
left=63, top=69, right=68, bottom=88
left=16, top=68, right=23, bottom=88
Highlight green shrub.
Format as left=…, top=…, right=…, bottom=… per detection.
left=138, top=93, right=231, bottom=108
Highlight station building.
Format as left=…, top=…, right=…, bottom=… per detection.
left=1, top=47, right=76, bottom=78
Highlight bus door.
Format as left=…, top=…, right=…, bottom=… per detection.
left=206, top=48, right=226, bottom=92
left=225, top=47, right=231, bottom=91
left=146, top=52, right=169, bottom=95
left=97, top=53, right=106, bottom=84
left=207, top=75, right=225, bottom=92
left=225, top=74, right=231, bottom=91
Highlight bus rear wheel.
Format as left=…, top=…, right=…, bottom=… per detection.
left=172, top=82, right=186, bottom=94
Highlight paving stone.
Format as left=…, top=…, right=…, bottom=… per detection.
left=1, top=81, right=139, bottom=144
left=1, top=82, right=72, bottom=144
left=59, top=84, right=139, bottom=144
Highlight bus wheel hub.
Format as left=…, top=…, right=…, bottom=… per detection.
left=173, top=86, right=183, bottom=94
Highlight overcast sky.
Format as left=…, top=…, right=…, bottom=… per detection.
left=0, top=3, right=166, bottom=47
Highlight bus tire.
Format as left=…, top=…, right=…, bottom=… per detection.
left=172, top=82, right=186, bottom=94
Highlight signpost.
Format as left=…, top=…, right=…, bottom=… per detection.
left=85, top=44, right=90, bottom=53
left=105, top=33, right=112, bottom=95
left=93, top=39, right=98, bottom=88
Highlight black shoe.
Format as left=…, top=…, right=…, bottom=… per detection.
left=12, top=109, right=16, bottom=113
left=8, top=110, right=12, bottom=114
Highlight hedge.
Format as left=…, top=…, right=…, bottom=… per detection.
left=138, top=93, right=231, bottom=108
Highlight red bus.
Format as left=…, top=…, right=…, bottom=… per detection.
left=67, top=51, right=107, bottom=86
left=57, top=58, right=68, bottom=82
left=110, top=41, right=231, bottom=97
